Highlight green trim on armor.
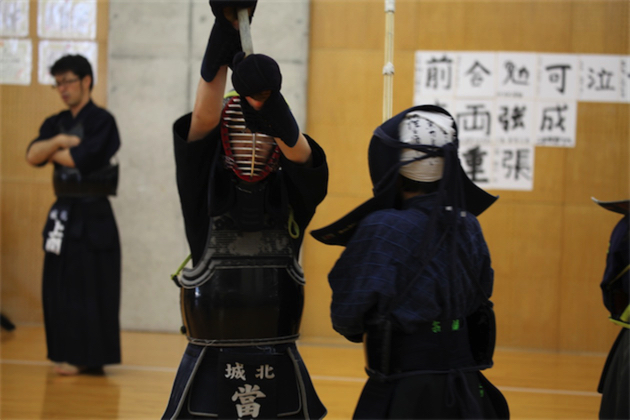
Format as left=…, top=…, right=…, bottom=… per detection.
left=288, top=206, right=300, bottom=239
left=609, top=317, right=630, bottom=329
left=611, top=264, right=630, bottom=285
left=172, top=254, right=192, bottom=279
left=609, top=304, right=630, bottom=328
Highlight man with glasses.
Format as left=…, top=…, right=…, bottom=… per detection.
left=26, top=54, right=122, bottom=376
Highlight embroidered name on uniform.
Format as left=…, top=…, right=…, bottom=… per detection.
left=45, top=209, right=68, bottom=255
left=231, top=383, right=267, bottom=418
left=223, top=362, right=276, bottom=419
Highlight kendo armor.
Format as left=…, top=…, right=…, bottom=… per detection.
left=177, top=96, right=304, bottom=347
left=220, top=95, right=280, bottom=183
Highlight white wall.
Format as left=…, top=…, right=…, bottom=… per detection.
left=107, top=0, right=311, bottom=332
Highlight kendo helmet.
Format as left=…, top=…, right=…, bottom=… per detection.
left=220, top=91, right=281, bottom=183
left=311, top=105, right=498, bottom=246
left=368, top=105, right=458, bottom=193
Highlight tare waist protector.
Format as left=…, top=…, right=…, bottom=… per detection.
left=179, top=227, right=304, bottom=346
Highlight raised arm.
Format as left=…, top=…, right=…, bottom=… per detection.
left=188, top=1, right=257, bottom=142
left=188, top=69, right=228, bottom=142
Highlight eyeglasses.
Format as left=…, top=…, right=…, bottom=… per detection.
left=52, top=78, right=80, bottom=89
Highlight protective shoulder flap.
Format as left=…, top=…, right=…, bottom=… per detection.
left=592, top=197, right=630, bottom=215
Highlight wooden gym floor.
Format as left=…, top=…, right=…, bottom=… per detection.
left=1, top=325, right=608, bottom=419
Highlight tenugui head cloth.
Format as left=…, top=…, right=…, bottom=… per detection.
left=397, top=110, right=455, bottom=182
left=592, top=197, right=630, bottom=215
left=310, top=104, right=498, bottom=247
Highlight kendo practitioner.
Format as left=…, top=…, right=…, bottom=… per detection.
left=311, top=106, right=509, bottom=419
left=162, top=1, right=328, bottom=418
left=25, top=54, right=121, bottom=376
left=592, top=198, right=629, bottom=420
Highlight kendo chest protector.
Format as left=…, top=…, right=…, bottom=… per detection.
left=178, top=212, right=305, bottom=346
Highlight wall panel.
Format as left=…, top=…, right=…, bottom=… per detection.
left=303, top=194, right=368, bottom=338
left=566, top=104, right=630, bottom=204
left=481, top=202, right=565, bottom=350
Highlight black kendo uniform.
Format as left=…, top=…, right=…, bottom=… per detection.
left=162, top=112, right=328, bottom=419
left=593, top=198, right=630, bottom=420
left=162, top=4, right=328, bottom=415
left=312, top=105, right=509, bottom=419
left=28, top=100, right=122, bottom=369
left=163, top=2, right=328, bottom=416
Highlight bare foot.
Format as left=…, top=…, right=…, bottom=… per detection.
left=53, top=362, right=81, bottom=375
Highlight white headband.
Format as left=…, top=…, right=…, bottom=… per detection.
left=398, top=111, right=455, bottom=182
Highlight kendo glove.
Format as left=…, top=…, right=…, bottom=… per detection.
left=231, top=52, right=300, bottom=147
left=200, top=0, right=258, bottom=82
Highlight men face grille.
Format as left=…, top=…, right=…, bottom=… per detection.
left=221, top=96, right=279, bottom=182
